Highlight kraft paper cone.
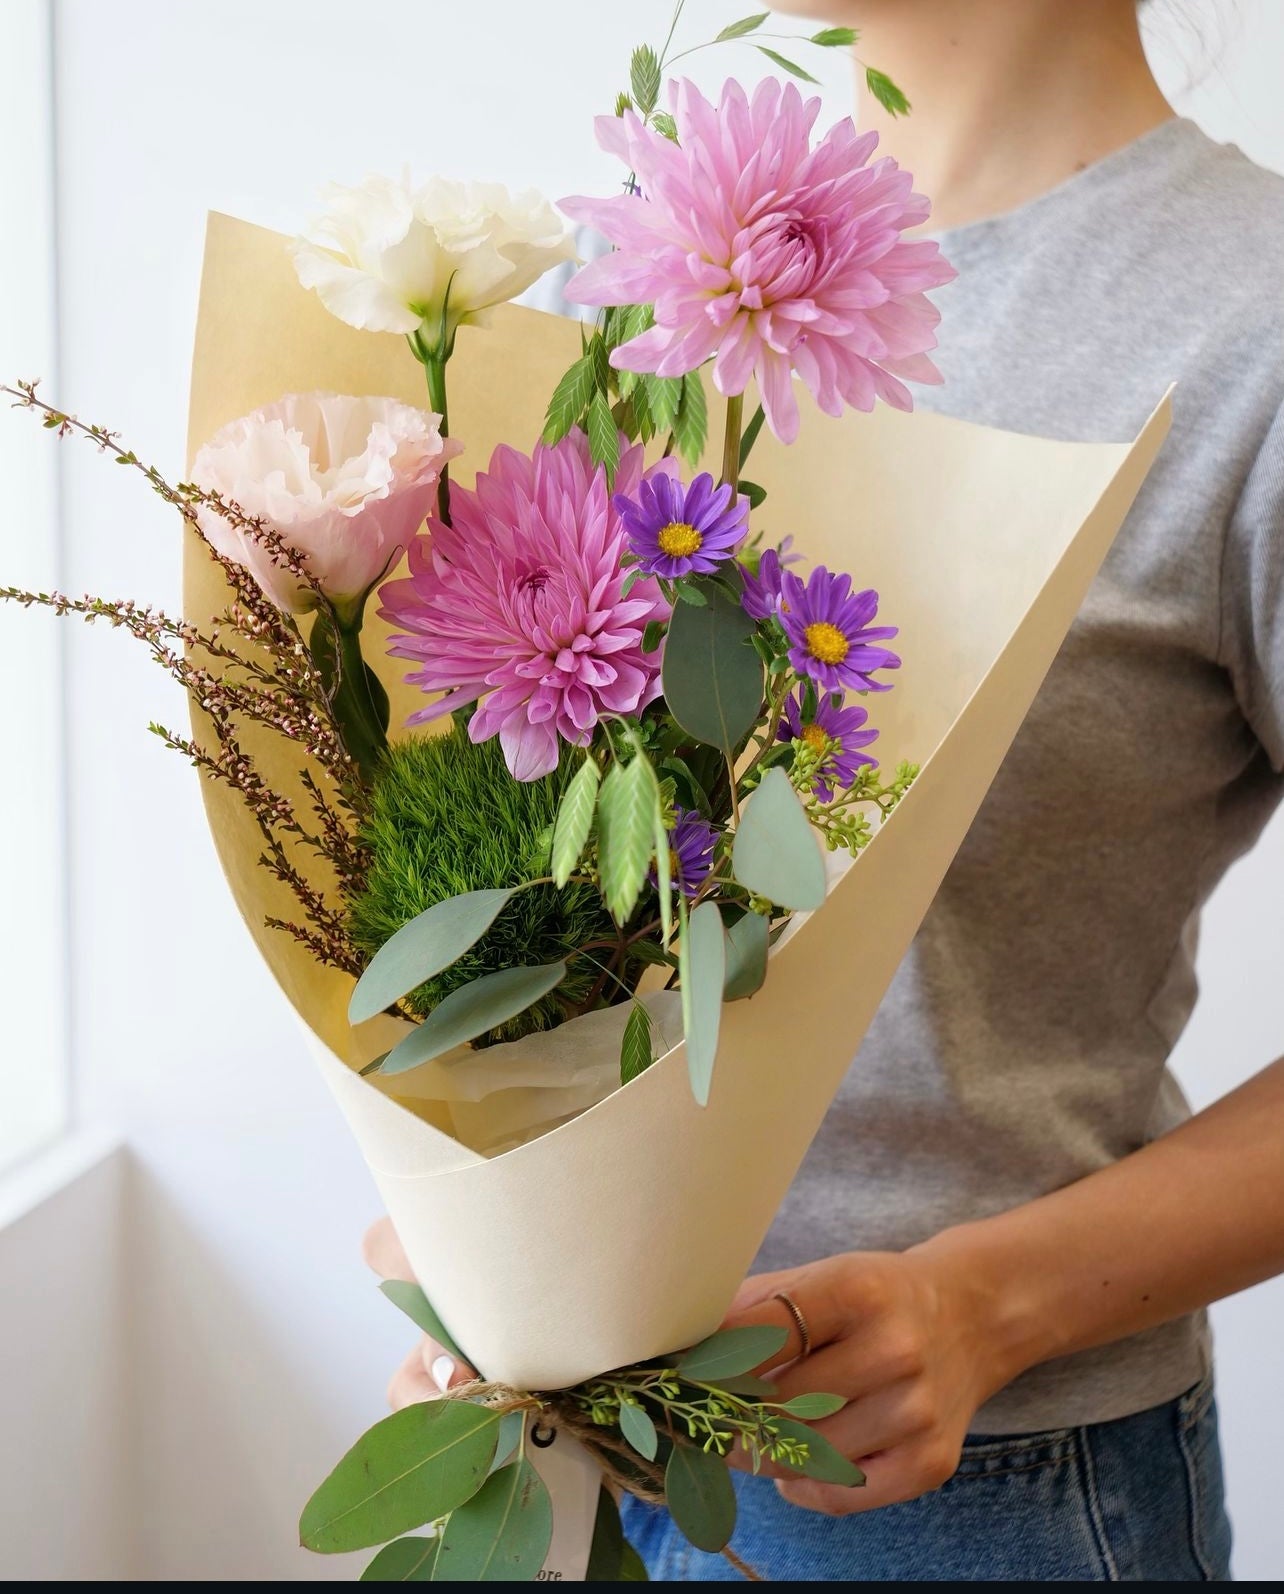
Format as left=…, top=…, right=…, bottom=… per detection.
left=187, top=213, right=1170, bottom=1389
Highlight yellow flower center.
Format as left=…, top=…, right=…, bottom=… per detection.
left=801, top=723, right=829, bottom=754
left=804, top=621, right=850, bottom=666
left=657, top=521, right=703, bottom=559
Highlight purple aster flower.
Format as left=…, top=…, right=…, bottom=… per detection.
left=614, top=471, right=748, bottom=580
left=651, top=807, right=719, bottom=898
left=779, top=566, right=900, bottom=693
left=739, top=536, right=803, bottom=622
left=777, top=692, right=879, bottom=802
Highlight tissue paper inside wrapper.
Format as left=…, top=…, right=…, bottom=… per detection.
left=372, top=990, right=686, bottom=1157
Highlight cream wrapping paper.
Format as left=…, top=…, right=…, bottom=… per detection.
left=187, top=212, right=1171, bottom=1392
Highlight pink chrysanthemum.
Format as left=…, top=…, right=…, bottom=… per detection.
left=561, top=78, right=956, bottom=444
left=379, top=431, right=672, bottom=782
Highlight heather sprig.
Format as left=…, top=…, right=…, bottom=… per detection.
left=1, top=383, right=370, bottom=971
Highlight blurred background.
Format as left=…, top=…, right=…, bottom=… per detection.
left=0, top=0, right=1280, bottom=1579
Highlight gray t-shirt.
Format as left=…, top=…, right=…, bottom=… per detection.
left=757, top=118, right=1284, bottom=1432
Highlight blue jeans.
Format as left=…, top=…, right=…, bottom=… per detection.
left=621, top=1377, right=1232, bottom=1581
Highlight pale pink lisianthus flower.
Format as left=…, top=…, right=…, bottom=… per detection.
left=380, top=431, right=673, bottom=782
left=561, top=78, right=957, bottom=445
left=192, top=392, right=459, bottom=615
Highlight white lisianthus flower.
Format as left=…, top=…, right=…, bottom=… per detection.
left=292, top=174, right=575, bottom=347
left=192, top=392, right=460, bottom=615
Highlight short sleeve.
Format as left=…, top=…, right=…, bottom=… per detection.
left=1221, top=403, right=1284, bottom=771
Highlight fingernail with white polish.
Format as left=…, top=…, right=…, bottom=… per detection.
left=431, top=1354, right=456, bottom=1390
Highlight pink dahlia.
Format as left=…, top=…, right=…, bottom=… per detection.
left=561, top=78, right=956, bottom=444
left=380, top=431, right=672, bottom=781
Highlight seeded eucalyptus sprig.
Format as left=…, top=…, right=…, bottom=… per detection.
left=300, top=1294, right=864, bottom=1581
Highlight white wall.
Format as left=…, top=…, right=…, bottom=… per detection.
left=0, top=1138, right=132, bottom=1580
left=7, top=0, right=1282, bottom=1580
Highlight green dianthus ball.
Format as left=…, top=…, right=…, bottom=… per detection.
left=348, top=725, right=613, bottom=1044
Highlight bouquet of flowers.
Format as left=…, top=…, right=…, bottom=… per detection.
left=3, top=7, right=1170, bottom=1582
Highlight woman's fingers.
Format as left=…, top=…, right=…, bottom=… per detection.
left=363, top=1217, right=480, bottom=1409
left=388, top=1340, right=438, bottom=1410
left=387, top=1333, right=478, bottom=1409
left=362, top=1215, right=414, bottom=1283
left=776, top=1432, right=961, bottom=1516
left=723, top=1260, right=851, bottom=1370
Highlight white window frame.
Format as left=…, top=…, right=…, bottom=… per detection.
left=0, top=0, right=69, bottom=1170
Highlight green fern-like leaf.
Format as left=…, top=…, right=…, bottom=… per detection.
left=543, top=353, right=596, bottom=445
left=630, top=44, right=662, bottom=117
left=756, top=46, right=820, bottom=84
left=587, top=388, right=622, bottom=482
left=673, top=371, right=708, bottom=467
left=865, top=67, right=911, bottom=117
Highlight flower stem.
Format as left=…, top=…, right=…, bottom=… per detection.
left=423, top=354, right=452, bottom=525
left=720, top=391, right=744, bottom=496
left=312, top=608, right=388, bottom=785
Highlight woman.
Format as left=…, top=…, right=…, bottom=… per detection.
left=366, top=0, right=1284, bottom=1578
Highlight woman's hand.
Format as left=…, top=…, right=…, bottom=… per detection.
left=725, top=1244, right=1022, bottom=1516
left=362, top=1215, right=478, bottom=1408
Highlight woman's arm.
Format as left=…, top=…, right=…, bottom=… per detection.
left=725, top=1053, right=1284, bottom=1515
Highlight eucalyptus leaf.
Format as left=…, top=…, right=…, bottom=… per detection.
left=349, top=888, right=514, bottom=1024
left=737, top=478, right=767, bottom=509
left=586, top=1487, right=625, bottom=1582
left=778, top=1392, right=847, bottom=1419
left=771, top=1418, right=866, bottom=1486
left=676, top=1324, right=788, bottom=1382
left=658, top=755, right=706, bottom=815
left=300, top=1402, right=499, bottom=1553
left=662, top=582, right=763, bottom=755
left=722, top=909, right=769, bottom=1002
left=378, top=963, right=567, bottom=1075
left=360, top=1537, right=441, bottom=1581
left=620, top=1002, right=655, bottom=1086
left=617, top=1400, right=660, bottom=1462
left=664, top=1443, right=737, bottom=1553
left=732, top=768, right=826, bottom=911
left=551, top=757, right=600, bottom=887
left=490, top=1411, right=525, bottom=1474
left=378, top=1280, right=464, bottom=1362
left=756, top=45, right=820, bottom=83
left=680, top=899, right=726, bottom=1106
left=432, top=1458, right=553, bottom=1582
left=620, top=1541, right=649, bottom=1580
left=585, top=1490, right=651, bottom=1582
left=715, top=12, right=769, bottom=41
left=713, top=1373, right=778, bottom=1399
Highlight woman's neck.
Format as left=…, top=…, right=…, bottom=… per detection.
left=851, top=0, right=1174, bottom=230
